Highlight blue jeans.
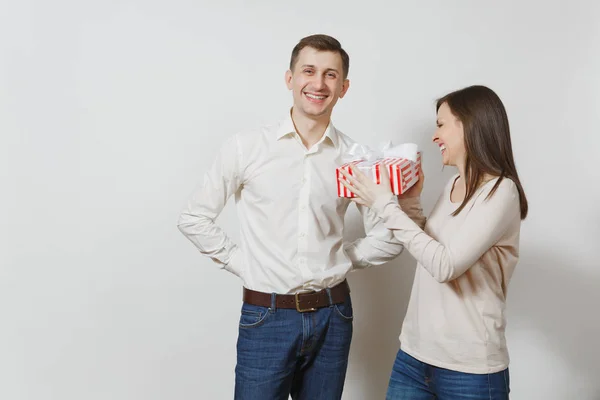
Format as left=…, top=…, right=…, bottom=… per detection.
left=386, top=349, right=510, bottom=400
left=234, top=294, right=353, bottom=400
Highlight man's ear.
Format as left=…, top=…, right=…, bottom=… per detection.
left=339, top=79, right=350, bottom=99
left=285, top=69, right=293, bottom=90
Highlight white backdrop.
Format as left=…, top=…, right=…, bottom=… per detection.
left=2, top=1, right=599, bottom=399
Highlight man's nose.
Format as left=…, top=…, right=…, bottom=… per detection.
left=311, top=75, right=325, bottom=90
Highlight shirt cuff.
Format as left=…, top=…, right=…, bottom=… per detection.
left=344, top=242, right=370, bottom=270
left=223, top=247, right=244, bottom=278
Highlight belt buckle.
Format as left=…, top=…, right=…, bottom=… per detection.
left=295, top=292, right=317, bottom=313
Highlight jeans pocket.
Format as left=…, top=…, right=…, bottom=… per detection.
left=333, top=297, right=353, bottom=321
left=239, top=303, right=271, bottom=328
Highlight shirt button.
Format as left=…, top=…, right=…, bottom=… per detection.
left=299, top=233, right=305, bottom=238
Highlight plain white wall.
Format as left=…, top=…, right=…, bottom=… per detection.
left=2, top=0, right=599, bottom=399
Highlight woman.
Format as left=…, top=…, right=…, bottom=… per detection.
left=339, top=85, right=528, bottom=399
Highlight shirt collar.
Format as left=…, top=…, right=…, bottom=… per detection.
left=276, top=109, right=339, bottom=149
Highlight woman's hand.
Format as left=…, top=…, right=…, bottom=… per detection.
left=338, top=165, right=394, bottom=208
left=398, top=164, right=424, bottom=200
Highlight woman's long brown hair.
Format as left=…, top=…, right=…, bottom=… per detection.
left=437, top=85, right=528, bottom=219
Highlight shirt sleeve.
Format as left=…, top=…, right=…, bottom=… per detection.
left=177, top=134, right=245, bottom=277
left=344, top=199, right=405, bottom=270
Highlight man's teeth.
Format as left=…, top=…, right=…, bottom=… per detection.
left=305, top=93, right=326, bottom=100
left=440, top=145, right=447, bottom=153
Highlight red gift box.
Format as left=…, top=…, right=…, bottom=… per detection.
left=337, top=153, right=421, bottom=197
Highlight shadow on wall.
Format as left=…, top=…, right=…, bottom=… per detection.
left=508, top=247, right=600, bottom=399
left=344, top=253, right=416, bottom=400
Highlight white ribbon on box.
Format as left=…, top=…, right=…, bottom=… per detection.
left=381, top=141, right=418, bottom=162
left=341, top=141, right=418, bottom=165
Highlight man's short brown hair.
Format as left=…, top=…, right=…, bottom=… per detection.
left=289, top=34, right=350, bottom=79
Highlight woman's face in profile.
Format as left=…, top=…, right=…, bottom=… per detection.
left=433, top=102, right=466, bottom=167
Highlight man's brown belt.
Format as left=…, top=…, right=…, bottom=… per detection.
left=243, top=280, right=350, bottom=313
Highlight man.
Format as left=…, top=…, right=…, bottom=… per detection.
left=178, top=34, right=404, bottom=399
